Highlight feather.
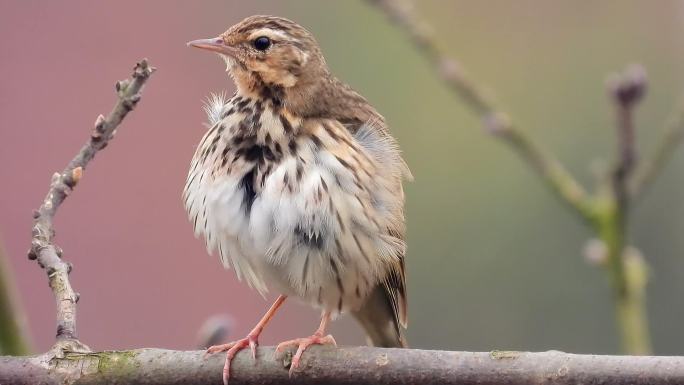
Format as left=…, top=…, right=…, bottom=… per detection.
left=203, top=92, right=228, bottom=128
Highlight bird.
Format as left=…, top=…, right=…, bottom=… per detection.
left=183, top=15, right=411, bottom=383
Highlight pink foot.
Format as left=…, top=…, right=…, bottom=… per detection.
left=204, top=333, right=258, bottom=385
left=275, top=333, right=337, bottom=376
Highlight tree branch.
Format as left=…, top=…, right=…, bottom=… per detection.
left=603, top=65, right=646, bottom=297
left=26, top=59, right=155, bottom=355
left=591, top=65, right=651, bottom=355
left=609, top=64, right=645, bottom=214
left=629, top=98, right=684, bottom=198
left=366, top=0, right=594, bottom=221
left=2, top=347, right=684, bottom=385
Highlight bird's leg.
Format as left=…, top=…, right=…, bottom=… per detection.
left=205, top=295, right=287, bottom=384
left=275, top=310, right=337, bottom=376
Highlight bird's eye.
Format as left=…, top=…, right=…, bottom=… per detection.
left=253, top=36, right=271, bottom=51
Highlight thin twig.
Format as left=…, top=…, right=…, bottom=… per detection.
left=606, top=64, right=647, bottom=295
left=608, top=65, right=646, bottom=211
left=27, top=59, right=155, bottom=355
left=366, top=0, right=594, bottom=221
left=2, top=347, right=684, bottom=385
left=601, top=65, right=651, bottom=354
left=629, top=98, right=684, bottom=198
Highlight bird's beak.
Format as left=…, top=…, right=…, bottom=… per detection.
left=187, top=37, right=238, bottom=57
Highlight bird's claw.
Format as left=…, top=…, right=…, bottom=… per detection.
left=204, top=342, right=235, bottom=358
left=276, top=333, right=337, bottom=377
left=204, top=334, right=259, bottom=385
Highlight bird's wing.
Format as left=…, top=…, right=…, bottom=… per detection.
left=350, top=118, right=410, bottom=345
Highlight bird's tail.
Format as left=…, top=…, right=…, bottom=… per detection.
left=351, top=284, right=408, bottom=348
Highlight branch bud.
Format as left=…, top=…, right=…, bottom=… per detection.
left=92, top=114, right=107, bottom=141
left=438, top=58, right=463, bottom=83
left=583, top=238, right=608, bottom=266
left=116, top=79, right=130, bottom=94
left=483, top=112, right=512, bottom=136
left=607, top=64, right=647, bottom=108
left=64, top=167, right=83, bottom=189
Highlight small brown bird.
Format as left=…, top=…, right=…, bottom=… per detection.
left=184, top=15, right=411, bottom=383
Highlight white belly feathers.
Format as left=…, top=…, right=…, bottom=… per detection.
left=183, top=94, right=408, bottom=314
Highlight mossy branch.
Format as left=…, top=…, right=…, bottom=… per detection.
left=2, top=347, right=684, bottom=385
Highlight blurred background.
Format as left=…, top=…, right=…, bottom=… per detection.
left=1, top=1, right=683, bottom=356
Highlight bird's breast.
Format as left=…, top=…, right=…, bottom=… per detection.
left=183, top=94, right=407, bottom=313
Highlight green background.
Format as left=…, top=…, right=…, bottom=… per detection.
left=290, top=0, right=684, bottom=354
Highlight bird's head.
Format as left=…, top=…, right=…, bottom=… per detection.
left=188, top=15, right=327, bottom=93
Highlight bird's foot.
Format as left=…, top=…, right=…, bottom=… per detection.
left=204, top=333, right=259, bottom=385
left=275, top=333, right=337, bottom=377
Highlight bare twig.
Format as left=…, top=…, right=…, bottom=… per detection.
left=629, top=98, right=684, bottom=197
left=26, top=59, right=155, bottom=355
left=608, top=64, right=646, bottom=216
left=600, top=64, right=651, bottom=354
left=366, top=0, right=594, bottom=221
left=604, top=65, right=646, bottom=295
left=2, top=347, right=684, bottom=385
